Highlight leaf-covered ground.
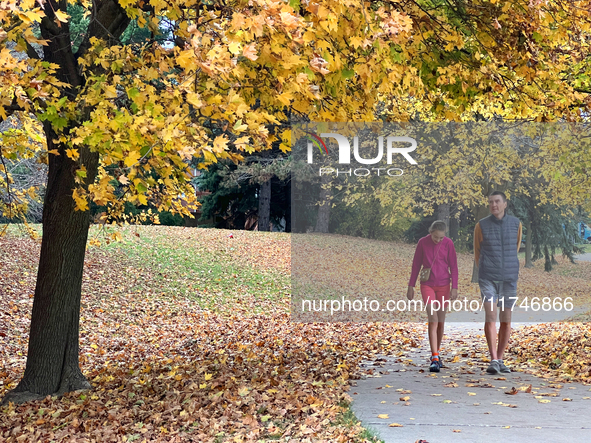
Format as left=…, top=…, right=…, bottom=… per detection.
left=1, top=226, right=590, bottom=441
left=0, top=226, right=420, bottom=442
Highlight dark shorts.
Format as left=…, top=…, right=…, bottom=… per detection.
left=479, top=279, right=517, bottom=309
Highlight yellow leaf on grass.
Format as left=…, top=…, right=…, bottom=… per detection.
left=204, top=373, right=213, bottom=381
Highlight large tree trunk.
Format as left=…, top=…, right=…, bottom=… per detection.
left=1, top=0, right=129, bottom=405
left=2, top=129, right=99, bottom=405
left=258, top=177, right=272, bottom=231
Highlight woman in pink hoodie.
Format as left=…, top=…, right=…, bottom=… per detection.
left=407, top=220, right=459, bottom=372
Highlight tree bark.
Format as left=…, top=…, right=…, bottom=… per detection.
left=257, top=177, right=271, bottom=231
left=284, top=179, right=291, bottom=233
left=315, top=175, right=331, bottom=233
left=436, top=203, right=450, bottom=230
left=2, top=128, right=99, bottom=404
left=524, top=218, right=533, bottom=268
left=2, top=0, right=130, bottom=405
left=449, top=214, right=459, bottom=242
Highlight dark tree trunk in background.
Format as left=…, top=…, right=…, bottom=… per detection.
left=315, top=174, right=331, bottom=233
left=449, top=215, right=459, bottom=242
left=436, top=203, right=450, bottom=230
left=525, top=219, right=533, bottom=268
left=284, top=179, right=291, bottom=233
left=258, top=177, right=271, bottom=231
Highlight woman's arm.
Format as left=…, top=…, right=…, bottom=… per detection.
left=408, top=239, right=424, bottom=287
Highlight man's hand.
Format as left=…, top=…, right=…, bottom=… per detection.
left=407, top=286, right=414, bottom=300
left=450, top=288, right=458, bottom=301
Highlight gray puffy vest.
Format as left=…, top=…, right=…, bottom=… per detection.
left=478, top=214, right=520, bottom=282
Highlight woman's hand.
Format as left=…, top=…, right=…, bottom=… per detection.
left=450, top=288, right=458, bottom=301
left=406, top=286, right=414, bottom=300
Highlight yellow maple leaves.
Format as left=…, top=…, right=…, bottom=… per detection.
left=2, top=0, right=591, bottom=226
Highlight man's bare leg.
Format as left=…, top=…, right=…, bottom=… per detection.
left=483, top=301, right=498, bottom=360
left=497, top=308, right=512, bottom=360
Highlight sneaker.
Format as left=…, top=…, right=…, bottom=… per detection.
left=486, top=360, right=501, bottom=375
left=429, top=357, right=440, bottom=373
left=437, top=356, right=443, bottom=369
left=498, top=360, right=511, bottom=373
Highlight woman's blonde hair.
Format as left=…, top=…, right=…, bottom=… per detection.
left=428, top=220, right=447, bottom=233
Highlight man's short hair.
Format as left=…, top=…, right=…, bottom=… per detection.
left=489, top=190, right=507, bottom=202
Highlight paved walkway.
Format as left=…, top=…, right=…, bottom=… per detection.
left=575, top=252, right=591, bottom=262
left=351, top=323, right=591, bottom=443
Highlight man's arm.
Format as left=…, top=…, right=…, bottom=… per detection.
left=517, top=222, right=522, bottom=252
left=474, top=222, right=482, bottom=265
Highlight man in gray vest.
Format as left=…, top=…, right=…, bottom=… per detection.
left=474, top=191, right=522, bottom=375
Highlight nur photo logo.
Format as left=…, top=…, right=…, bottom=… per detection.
left=303, top=131, right=418, bottom=177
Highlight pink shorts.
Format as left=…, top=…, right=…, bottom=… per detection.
left=420, top=284, right=451, bottom=305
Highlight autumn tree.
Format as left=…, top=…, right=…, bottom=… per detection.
left=0, top=0, right=426, bottom=404
left=3, top=0, right=591, bottom=405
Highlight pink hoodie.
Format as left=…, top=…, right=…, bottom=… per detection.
left=408, top=235, right=458, bottom=289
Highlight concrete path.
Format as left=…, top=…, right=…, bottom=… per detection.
left=575, top=252, right=591, bottom=262
left=351, top=323, right=591, bottom=443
